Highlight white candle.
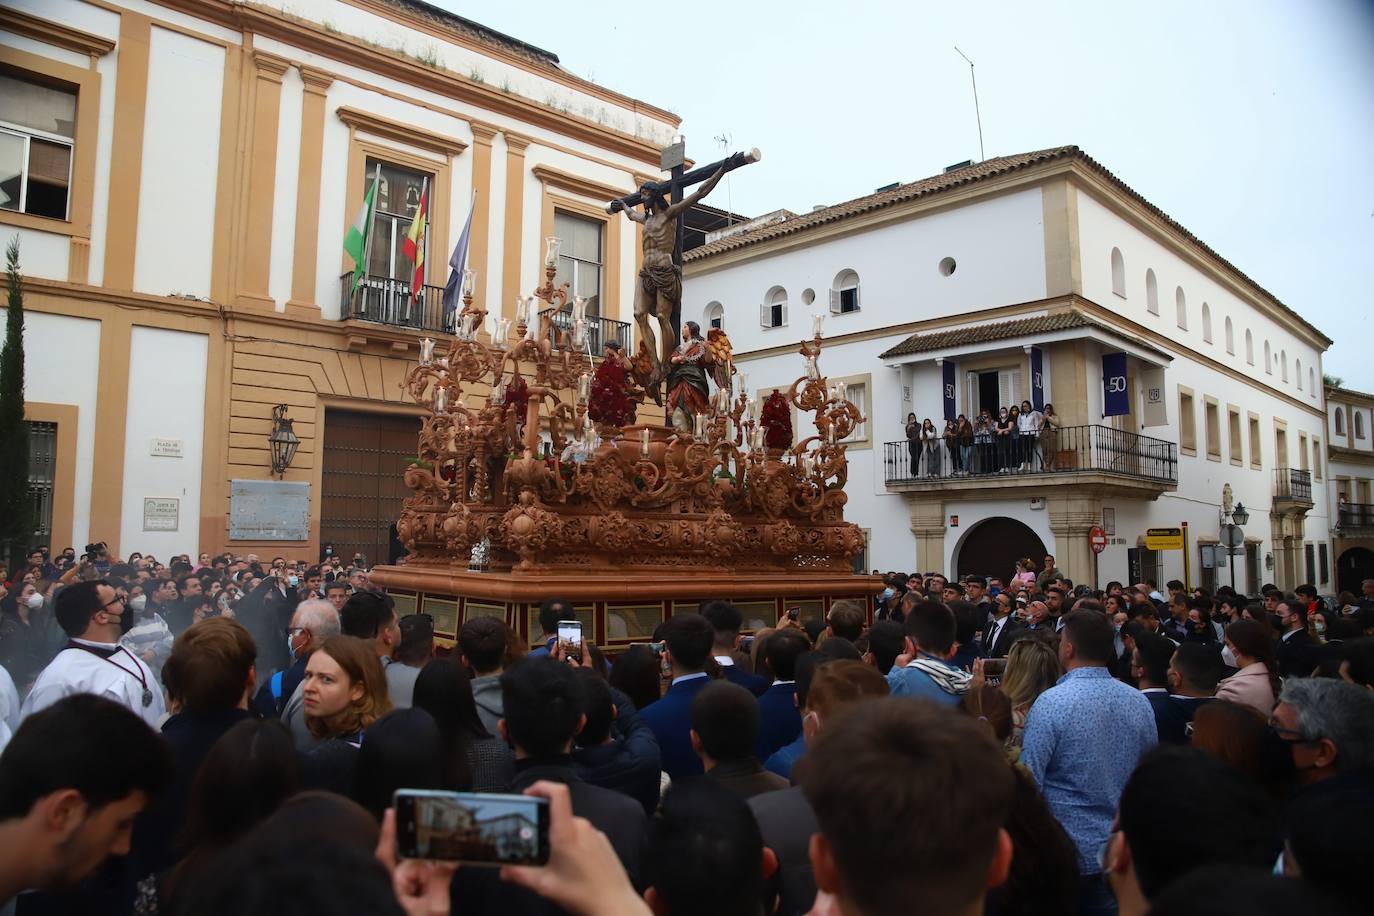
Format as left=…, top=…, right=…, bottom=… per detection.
left=837, top=381, right=848, bottom=403
left=694, top=414, right=707, bottom=439
left=739, top=373, right=748, bottom=396
left=544, top=236, right=562, bottom=268
left=524, top=318, right=538, bottom=341
left=573, top=296, right=588, bottom=322
left=640, top=428, right=651, bottom=456
left=806, top=357, right=819, bottom=381
left=572, top=319, right=587, bottom=349
left=495, top=318, right=511, bottom=349
left=813, top=314, right=824, bottom=338
left=514, top=296, right=527, bottom=325
left=751, top=426, right=764, bottom=450
left=492, top=379, right=506, bottom=403
left=462, top=268, right=476, bottom=296
left=435, top=386, right=448, bottom=412
left=419, top=337, right=435, bottom=366
left=577, top=373, right=590, bottom=403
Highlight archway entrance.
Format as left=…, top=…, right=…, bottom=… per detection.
left=1337, top=546, right=1374, bottom=596
left=956, top=517, right=1049, bottom=582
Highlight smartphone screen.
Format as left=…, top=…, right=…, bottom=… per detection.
left=557, top=620, right=582, bottom=659
left=787, top=606, right=801, bottom=621
left=739, top=636, right=754, bottom=653
left=394, top=790, right=550, bottom=865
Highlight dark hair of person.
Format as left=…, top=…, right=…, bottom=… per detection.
left=324, top=580, right=349, bottom=595
left=1061, top=609, right=1115, bottom=663
left=646, top=780, right=770, bottom=916
left=816, top=636, right=862, bottom=662
left=1189, top=700, right=1291, bottom=798
left=538, top=597, right=573, bottom=636
left=763, top=628, right=811, bottom=681
left=1337, top=637, right=1374, bottom=688
left=1118, top=746, right=1280, bottom=899
left=339, top=591, right=394, bottom=640
left=690, top=681, right=759, bottom=762
left=1146, top=865, right=1359, bottom=916
left=412, top=658, right=491, bottom=791
left=1224, top=618, right=1282, bottom=697
left=903, top=600, right=956, bottom=655
left=1171, top=642, right=1223, bottom=693
left=983, top=767, right=1080, bottom=916
left=499, top=659, right=586, bottom=757
left=662, top=612, right=718, bottom=671
left=699, top=599, right=743, bottom=637
left=162, top=617, right=257, bottom=713
left=826, top=599, right=866, bottom=641
left=457, top=617, right=508, bottom=674
left=0, top=694, right=174, bottom=819
left=948, top=600, right=979, bottom=647
left=164, top=719, right=300, bottom=900
left=1133, top=632, right=1175, bottom=686
left=52, top=579, right=109, bottom=637
left=608, top=644, right=662, bottom=712
left=959, top=685, right=1012, bottom=743
left=797, top=698, right=1013, bottom=916
left=392, top=614, right=433, bottom=666
left=866, top=620, right=905, bottom=674
left=306, top=636, right=392, bottom=740
left=351, top=708, right=445, bottom=822
left=574, top=668, right=616, bottom=746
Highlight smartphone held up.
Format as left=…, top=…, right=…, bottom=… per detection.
left=557, top=619, right=582, bottom=661
left=393, top=790, right=550, bottom=866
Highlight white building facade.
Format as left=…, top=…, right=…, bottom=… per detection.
left=684, top=147, right=1332, bottom=593
left=1325, top=385, right=1374, bottom=593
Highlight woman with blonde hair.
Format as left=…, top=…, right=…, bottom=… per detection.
left=998, top=636, right=1061, bottom=749
left=301, top=634, right=391, bottom=793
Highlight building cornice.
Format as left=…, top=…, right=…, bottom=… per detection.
left=1, top=8, right=117, bottom=58
left=531, top=164, right=633, bottom=203
left=1330, top=445, right=1374, bottom=464
left=336, top=106, right=468, bottom=158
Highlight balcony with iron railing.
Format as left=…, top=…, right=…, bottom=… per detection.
left=339, top=272, right=452, bottom=334
left=1272, top=467, right=1313, bottom=509
left=883, top=423, right=1178, bottom=498
left=1338, top=502, right=1374, bottom=533
left=539, top=306, right=632, bottom=353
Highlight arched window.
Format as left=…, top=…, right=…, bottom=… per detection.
left=760, top=287, right=788, bottom=329
left=1296, top=359, right=1303, bottom=390
left=705, top=301, right=724, bottom=331
left=1201, top=303, right=1212, bottom=343
left=1336, top=407, right=1346, bottom=436
left=1358, top=412, right=1367, bottom=440
left=830, top=269, right=860, bottom=314
left=1280, top=350, right=1288, bottom=382
left=1145, top=269, right=1159, bottom=315
left=1175, top=287, right=1187, bottom=329
left=1309, top=367, right=1316, bottom=396
left=1224, top=316, right=1234, bottom=354
left=1245, top=329, right=1254, bottom=365
left=1110, top=248, right=1126, bottom=297
left=1264, top=341, right=1272, bottom=374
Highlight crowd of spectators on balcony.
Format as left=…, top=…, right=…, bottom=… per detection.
left=904, top=401, right=1060, bottom=478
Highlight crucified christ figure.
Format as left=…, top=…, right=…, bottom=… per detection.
left=612, top=164, right=727, bottom=383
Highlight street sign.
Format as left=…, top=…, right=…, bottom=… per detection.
left=1220, top=527, right=1244, bottom=547
left=1089, top=526, right=1108, bottom=555
left=1145, top=526, right=1185, bottom=550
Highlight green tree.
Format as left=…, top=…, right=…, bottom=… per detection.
left=0, top=238, right=31, bottom=568
left=1323, top=374, right=1343, bottom=390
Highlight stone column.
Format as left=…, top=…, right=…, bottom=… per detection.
left=907, top=499, right=947, bottom=576
left=1048, top=493, right=1104, bottom=587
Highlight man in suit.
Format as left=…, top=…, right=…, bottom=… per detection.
left=639, top=612, right=717, bottom=779
left=691, top=681, right=787, bottom=801
left=700, top=600, right=767, bottom=694
left=982, top=592, right=1024, bottom=658
left=1133, top=633, right=1188, bottom=743
left=757, top=628, right=810, bottom=758
left=1276, top=596, right=1317, bottom=679
left=1165, top=643, right=1220, bottom=741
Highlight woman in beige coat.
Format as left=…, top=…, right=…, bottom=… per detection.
left=1215, top=618, right=1281, bottom=715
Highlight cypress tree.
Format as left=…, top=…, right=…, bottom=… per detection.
left=0, top=238, right=31, bottom=567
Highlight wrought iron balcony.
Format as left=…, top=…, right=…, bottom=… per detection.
left=1273, top=468, right=1313, bottom=507
left=1339, top=502, right=1374, bottom=533
left=883, top=423, right=1177, bottom=496
left=539, top=306, right=632, bottom=353
left=339, top=273, right=452, bottom=334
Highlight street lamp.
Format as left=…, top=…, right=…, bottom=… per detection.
left=1222, top=501, right=1248, bottom=591
left=268, top=404, right=300, bottom=477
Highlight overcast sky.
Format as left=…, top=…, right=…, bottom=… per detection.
left=440, top=0, right=1374, bottom=387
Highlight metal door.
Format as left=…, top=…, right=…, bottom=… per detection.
left=320, top=409, right=420, bottom=566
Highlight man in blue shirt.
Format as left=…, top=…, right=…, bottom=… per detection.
left=757, top=629, right=809, bottom=758
left=528, top=596, right=571, bottom=658
left=639, top=612, right=718, bottom=779
left=1022, top=609, right=1157, bottom=916
left=884, top=601, right=970, bottom=705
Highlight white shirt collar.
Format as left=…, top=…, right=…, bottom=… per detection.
left=771, top=679, right=796, bottom=686
left=71, top=637, right=120, bottom=651
left=1281, top=628, right=1300, bottom=642
left=671, top=671, right=710, bottom=687
left=713, top=655, right=736, bottom=667
left=1140, top=687, right=1168, bottom=694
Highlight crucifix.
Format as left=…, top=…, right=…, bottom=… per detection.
left=606, top=141, right=760, bottom=378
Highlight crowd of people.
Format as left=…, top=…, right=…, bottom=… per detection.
left=1, top=541, right=1372, bottom=916
left=903, top=401, right=1061, bottom=478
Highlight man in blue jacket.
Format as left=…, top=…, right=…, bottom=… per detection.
left=639, top=613, right=717, bottom=779
left=700, top=600, right=767, bottom=695
left=572, top=668, right=662, bottom=814
left=757, top=628, right=809, bottom=758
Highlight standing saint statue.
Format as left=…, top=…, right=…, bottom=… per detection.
left=665, top=321, right=709, bottom=433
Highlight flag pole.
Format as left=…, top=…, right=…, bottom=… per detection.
left=404, top=175, right=427, bottom=322
left=360, top=163, right=380, bottom=317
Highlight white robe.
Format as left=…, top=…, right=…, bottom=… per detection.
left=20, top=639, right=166, bottom=729
left=0, top=666, right=19, bottom=754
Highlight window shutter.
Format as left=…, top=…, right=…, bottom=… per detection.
left=829, top=288, right=841, bottom=314
left=997, top=371, right=1013, bottom=411
left=853, top=284, right=861, bottom=310
left=967, top=373, right=979, bottom=416
left=781, top=303, right=789, bottom=327
left=759, top=303, right=768, bottom=328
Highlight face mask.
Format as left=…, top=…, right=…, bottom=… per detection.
left=1221, top=645, right=1237, bottom=667
left=286, top=634, right=298, bottom=663
left=25, top=593, right=43, bottom=610
left=129, top=594, right=147, bottom=613
left=881, top=587, right=895, bottom=599
left=1313, top=621, right=1326, bottom=636
left=1113, top=625, right=1122, bottom=635
left=288, top=575, right=299, bottom=588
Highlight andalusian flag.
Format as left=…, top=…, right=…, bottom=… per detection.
left=402, top=177, right=429, bottom=304
left=343, top=164, right=380, bottom=294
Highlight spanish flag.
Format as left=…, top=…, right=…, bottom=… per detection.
left=402, top=177, right=429, bottom=304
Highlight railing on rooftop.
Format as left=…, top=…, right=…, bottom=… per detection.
left=883, top=423, right=1177, bottom=486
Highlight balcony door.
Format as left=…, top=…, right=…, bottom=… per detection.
left=967, top=368, right=1020, bottom=416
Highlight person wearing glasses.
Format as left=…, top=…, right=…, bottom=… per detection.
left=1269, top=677, right=1374, bottom=789
left=19, top=580, right=166, bottom=728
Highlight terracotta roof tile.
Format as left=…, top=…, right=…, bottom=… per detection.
left=878, top=310, right=1169, bottom=360
left=686, top=145, right=1330, bottom=347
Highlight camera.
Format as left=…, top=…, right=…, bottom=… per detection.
left=393, top=790, right=549, bottom=865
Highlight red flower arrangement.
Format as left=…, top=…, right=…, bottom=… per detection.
left=761, top=389, right=792, bottom=449
left=588, top=356, right=636, bottom=428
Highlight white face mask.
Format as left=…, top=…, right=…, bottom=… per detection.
left=129, top=594, right=147, bottom=613
left=1221, top=645, right=1237, bottom=668
left=25, top=593, right=43, bottom=610
left=287, top=575, right=299, bottom=588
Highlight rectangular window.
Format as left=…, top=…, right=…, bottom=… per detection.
left=1313, top=438, right=1322, bottom=480
left=1245, top=542, right=1260, bottom=595
left=839, top=287, right=859, bottom=313
left=0, top=73, right=77, bottom=220
left=1204, top=397, right=1220, bottom=459
left=1248, top=415, right=1261, bottom=469
left=1228, top=406, right=1243, bottom=464
left=1319, top=542, right=1329, bottom=585
left=27, top=420, right=56, bottom=542
left=1128, top=547, right=1160, bottom=587
left=1304, top=543, right=1316, bottom=586
left=1178, top=389, right=1196, bottom=453
left=553, top=210, right=603, bottom=317
left=364, top=158, right=432, bottom=283
left=842, top=382, right=867, bottom=443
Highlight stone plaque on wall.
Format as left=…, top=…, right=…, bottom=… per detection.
left=229, top=480, right=310, bottom=541
left=142, top=497, right=179, bottom=532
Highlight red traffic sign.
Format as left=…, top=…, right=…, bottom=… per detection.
left=1089, top=526, right=1108, bottom=554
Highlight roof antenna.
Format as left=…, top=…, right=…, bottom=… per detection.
left=714, top=131, right=735, bottom=227
left=954, top=46, right=985, bottom=162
